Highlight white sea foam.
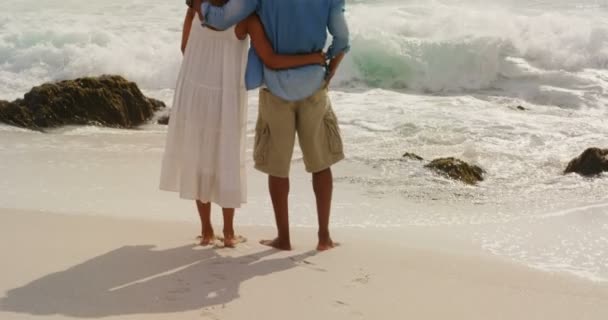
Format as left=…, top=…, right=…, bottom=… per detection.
left=0, top=0, right=183, bottom=100
left=335, top=0, right=608, bottom=108
left=2, top=0, right=608, bottom=109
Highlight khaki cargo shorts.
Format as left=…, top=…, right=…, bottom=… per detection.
left=253, top=87, right=345, bottom=178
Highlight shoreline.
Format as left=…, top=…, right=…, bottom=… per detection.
left=2, top=119, right=608, bottom=285
left=1, top=209, right=607, bottom=320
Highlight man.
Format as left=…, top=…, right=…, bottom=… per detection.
left=194, top=0, right=350, bottom=251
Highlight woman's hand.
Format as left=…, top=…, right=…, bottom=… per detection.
left=193, top=0, right=203, bottom=21
left=181, top=43, right=187, bottom=55
left=181, top=8, right=196, bottom=55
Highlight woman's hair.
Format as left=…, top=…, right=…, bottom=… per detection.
left=186, top=0, right=228, bottom=8
left=209, top=0, right=229, bottom=5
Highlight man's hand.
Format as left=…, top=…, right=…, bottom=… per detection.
left=325, top=71, right=336, bottom=89
left=325, top=52, right=345, bottom=89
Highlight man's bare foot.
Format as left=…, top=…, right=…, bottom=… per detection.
left=260, top=238, right=292, bottom=251
left=317, top=233, right=337, bottom=251
left=317, top=240, right=338, bottom=251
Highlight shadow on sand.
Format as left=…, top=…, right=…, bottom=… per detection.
left=0, top=244, right=318, bottom=317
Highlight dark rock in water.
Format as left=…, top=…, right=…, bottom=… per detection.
left=564, top=148, right=608, bottom=176
left=0, top=100, right=31, bottom=128
left=402, top=152, right=424, bottom=161
left=0, top=75, right=165, bottom=130
left=425, top=157, right=485, bottom=185
left=516, top=105, right=526, bottom=111
left=157, top=113, right=170, bottom=125
left=148, top=99, right=166, bottom=113
left=0, top=100, right=11, bottom=117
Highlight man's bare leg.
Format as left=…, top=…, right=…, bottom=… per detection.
left=313, top=168, right=336, bottom=251
left=196, top=201, right=215, bottom=246
left=260, top=175, right=292, bottom=250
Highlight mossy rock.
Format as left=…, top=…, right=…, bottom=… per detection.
left=157, top=114, right=170, bottom=125
left=402, top=152, right=424, bottom=161
left=564, top=148, right=608, bottom=177
left=425, top=157, right=485, bottom=185
left=0, top=100, right=30, bottom=128
left=0, top=75, right=165, bottom=130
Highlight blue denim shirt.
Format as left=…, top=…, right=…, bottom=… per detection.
left=202, top=0, right=350, bottom=101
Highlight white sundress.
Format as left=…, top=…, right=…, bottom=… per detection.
left=160, top=20, right=249, bottom=208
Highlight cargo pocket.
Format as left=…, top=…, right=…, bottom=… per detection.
left=324, top=109, right=344, bottom=155
left=254, top=122, right=270, bottom=165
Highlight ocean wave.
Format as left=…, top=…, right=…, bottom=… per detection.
left=333, top=0, right=608, bottom=108
left=0, top=0, right=183, bottom=101
left=1, top=0, right=607, bottom=109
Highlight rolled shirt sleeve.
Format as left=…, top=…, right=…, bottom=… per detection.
left=201, top=0, right=259, bottom=30
left=326, top=0, right=351, bottom=60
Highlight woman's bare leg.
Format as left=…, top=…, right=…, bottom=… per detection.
left=196, top=201, right=214, bottom=246
left=222, top=208, right=236, bottom=247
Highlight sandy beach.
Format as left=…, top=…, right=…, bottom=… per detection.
left=1, top=120, right=608, bottom=319
left=2, top=1, right=608, bottom=318
left=1, top=209, right=607, bottom=320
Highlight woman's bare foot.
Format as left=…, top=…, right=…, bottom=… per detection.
left=224, top=236, right=236, bottom=248
left=260, top=238, right=292, bottom=251
left=223, top=230, right=235, bottom=248
left=198, top=231, right=215, bottom=246
left=222, top=235, right=247, bottom=248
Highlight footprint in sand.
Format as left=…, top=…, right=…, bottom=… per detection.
left=334, top=300, right=349, bottom=307
left=352, top=269, right=371, bottom=285
left=200, top=310, right=221, bottom=320
left=333, top=300, right=365, bottom=318
left=201, top=303, right=226, bottom=318
left=290, top=257, right=327, bottom=272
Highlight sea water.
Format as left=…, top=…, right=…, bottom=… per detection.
left=1, top=0, right=607, bottom=281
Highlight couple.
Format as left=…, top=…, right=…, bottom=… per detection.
left=159, top=0, right=350, bottom=251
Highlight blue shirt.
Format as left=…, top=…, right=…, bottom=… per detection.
left=202, top=0, right=350, bottom=101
